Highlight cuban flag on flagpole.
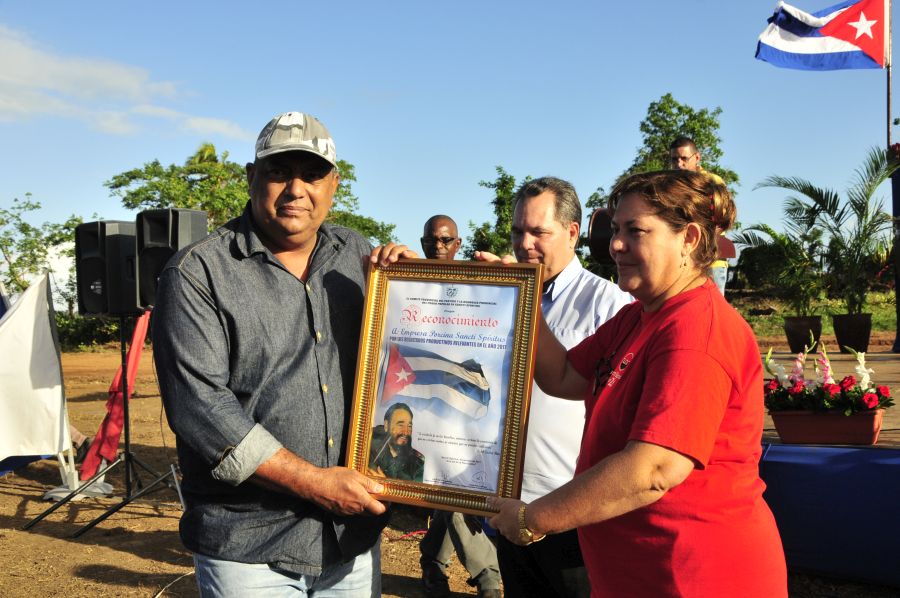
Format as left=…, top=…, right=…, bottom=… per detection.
left=756, top=0, right=890, bottom=70
left=381, top=342, right=491, bottom=419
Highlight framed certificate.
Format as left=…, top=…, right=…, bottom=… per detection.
left=345, top=259, right=542, bottom=516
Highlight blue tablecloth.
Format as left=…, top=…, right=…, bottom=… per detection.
left=760, top=443, right=900, bottom=587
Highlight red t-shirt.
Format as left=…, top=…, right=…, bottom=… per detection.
left=568, top=280, right=786, bottom=597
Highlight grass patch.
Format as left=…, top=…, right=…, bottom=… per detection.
left=728, top=290, right=897, bottom=338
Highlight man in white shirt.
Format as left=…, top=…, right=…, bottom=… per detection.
left=498, top=176, right=632, bottom=598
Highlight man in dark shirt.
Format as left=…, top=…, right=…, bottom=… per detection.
left=420, top=214, right=462, bottom=260
left=417, top=214, right=503, bottom=598
left=152, top=111, right=409, bottom=596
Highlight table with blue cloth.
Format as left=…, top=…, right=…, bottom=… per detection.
left=759, top=443, right=900, bottom=587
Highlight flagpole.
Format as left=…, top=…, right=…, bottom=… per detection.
left=889, top=0, right=893, bottom=147
left=887, top=0, right=900, bottom=353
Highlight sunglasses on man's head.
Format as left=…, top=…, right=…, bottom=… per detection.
left=421, top=236, right=458, bottom=247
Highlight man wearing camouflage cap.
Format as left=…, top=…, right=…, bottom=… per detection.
left=153, top=112, right=408, bottom=595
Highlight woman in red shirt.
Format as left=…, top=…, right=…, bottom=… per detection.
left=488, top=170, right=787, bottom=597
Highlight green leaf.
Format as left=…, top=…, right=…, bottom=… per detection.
left=462, top=166, right=522, bottom=259
left=581, top=93, right=738, bottom=276
left=0, top=194, right=81, bottom=294
left=755, top=147, right=900, bottom=314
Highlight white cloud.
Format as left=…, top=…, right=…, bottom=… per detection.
left=132, top=104, right=254, bottom=141
left=183, top=117, right=254, bottom=141
left=91, top=111, right=140, bottom=135
left=132, top=104, right=182, bottom=120
left=0, top=24, right=247, bottom=140
left=0, top=83, right=75, bottom=120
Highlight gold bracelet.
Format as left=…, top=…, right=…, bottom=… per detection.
left=517, top=505, right=546, bottom=545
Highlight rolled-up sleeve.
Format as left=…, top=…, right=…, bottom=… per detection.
left=211, top=423, right=282, bottom=485
left=152, top=264, right=281, bottom=485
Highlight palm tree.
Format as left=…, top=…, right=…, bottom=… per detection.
left=732, top=212, right=825, bottom=317
left=756, top=147, right=900, bottom=315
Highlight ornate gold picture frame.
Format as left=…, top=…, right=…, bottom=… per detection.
left=345, top=259, right=542, bottom=516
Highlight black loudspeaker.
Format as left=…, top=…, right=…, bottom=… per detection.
left=587, top=208, right=615, bottom=265
left=75, top=221, right=139, bottom=315
left=136, top=209, right=208, bottom=307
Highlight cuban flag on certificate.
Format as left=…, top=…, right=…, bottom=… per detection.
left=381, top=342, right=491, bottom=419
left=756, top=0, right=889, bottom=70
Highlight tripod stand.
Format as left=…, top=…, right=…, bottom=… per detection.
left=24, top=312, right=183, bottom=537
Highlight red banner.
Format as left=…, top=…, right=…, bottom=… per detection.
left=79, top=311, right=151, bottom=480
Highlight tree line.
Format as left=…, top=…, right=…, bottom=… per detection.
left=465, top=93, right=738, bottom=272
left=1, top=93, right=738, bottom=348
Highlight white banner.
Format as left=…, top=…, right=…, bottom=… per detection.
left=0, top=273, right=69, bottom=459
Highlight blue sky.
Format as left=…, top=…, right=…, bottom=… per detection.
left=1, top=1, right=896, bottom=260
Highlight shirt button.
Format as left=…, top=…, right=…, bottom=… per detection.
left=328, top=437, right=334, bottom=447
left=322, top=384, right=329, bottom=393
left=316, top=330, right=322, bottom=341
left=306, top=283, right=312, bottom=292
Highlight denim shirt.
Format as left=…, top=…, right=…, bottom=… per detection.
left=151, top=205, right=388, bottom=575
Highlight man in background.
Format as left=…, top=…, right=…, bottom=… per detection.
left=418, top=213, right=502, bottom=598
left=669, top=136, right=733, bottom=294
left=420, top=214, right=462, bottom=260
left=497, top=176, right=632, bottom=598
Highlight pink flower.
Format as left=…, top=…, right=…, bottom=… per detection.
left=765, top=379, right=780, bottom=392
left=817, top=350, right=834, bottom=385
left=878, top=385, right=891, bottom=398
left=791, top=353, right=806, bottom=379
left=839, top=376, right=857, bottom=391
left=861, top=393, right=879, bottom=409
left=789, top=381, right=806, bottom=395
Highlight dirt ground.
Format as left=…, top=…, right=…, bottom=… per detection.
left=1, top=344, right=899, bottom=597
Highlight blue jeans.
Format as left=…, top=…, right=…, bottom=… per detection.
left=193, top=539, right=381, bottom=597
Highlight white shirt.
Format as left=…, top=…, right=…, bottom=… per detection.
left=520, top=256, right=633, bottom=503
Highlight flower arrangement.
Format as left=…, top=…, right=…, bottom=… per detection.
left=764, top=340, right=894, bottom=415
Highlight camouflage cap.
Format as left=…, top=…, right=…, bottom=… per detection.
left=254, top=112, right=337, bottom=166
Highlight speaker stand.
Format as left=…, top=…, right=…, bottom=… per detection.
left=24, top=313, right=183, bottom=537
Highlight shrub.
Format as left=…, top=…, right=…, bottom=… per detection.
left=54, top=313, right=119, bottom=350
